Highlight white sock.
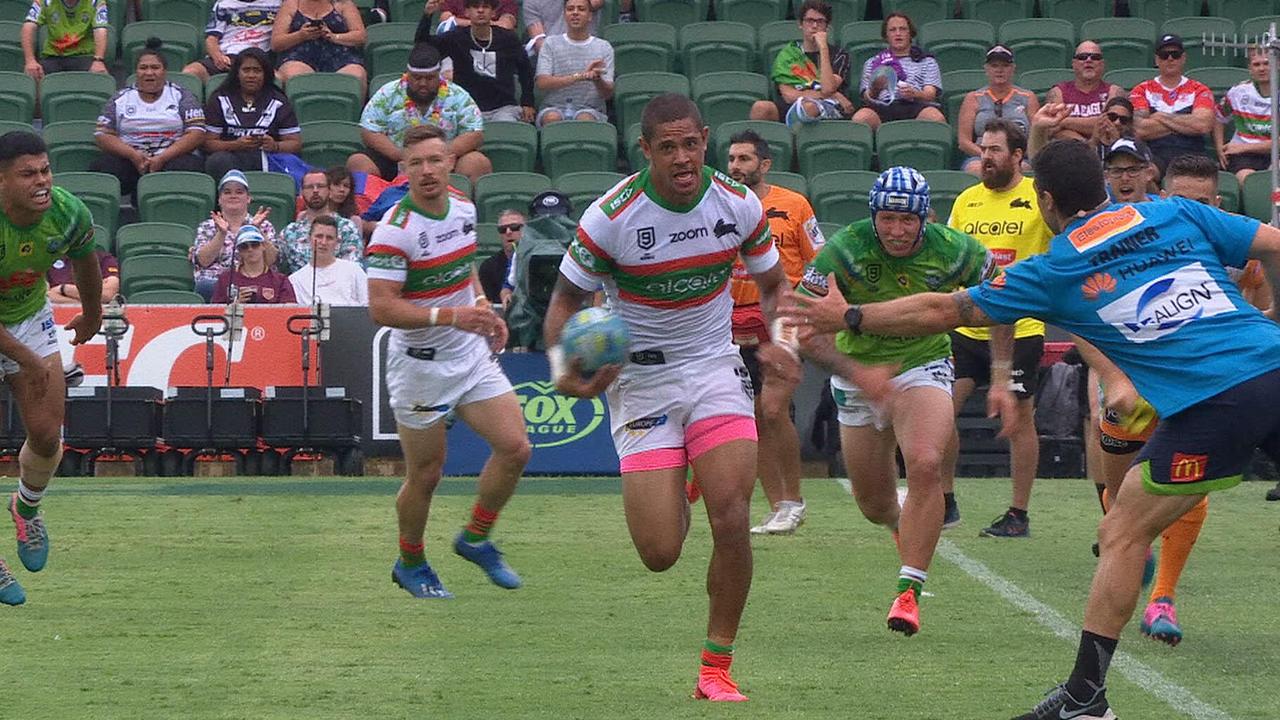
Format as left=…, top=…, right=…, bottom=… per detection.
left=899, top=565, right=927, bottom=586
left=17, top=480, right=44, bottom=509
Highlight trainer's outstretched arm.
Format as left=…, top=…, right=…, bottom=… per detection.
left=1248, top=222, right=1280, bottom=319
left=860, top=290, right=997, bottom=337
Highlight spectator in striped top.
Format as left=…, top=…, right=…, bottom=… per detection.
left=1130, top=34, right=1215, bottom=177
left=91, top=38, right=207, bottom=199
left=202, top=47, right=304, bottom=180
left=1216, top=46, right=1272, bottom=185
left=852, top=12, right=944, bottom=130
left=533, top=0, right=614, bottom=126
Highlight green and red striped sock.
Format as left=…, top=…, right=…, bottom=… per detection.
left=399, top=538, right=425, bottom=567
left=701, top=639, right=734, bottom=669
left=461, top=504, right=499, bottom=543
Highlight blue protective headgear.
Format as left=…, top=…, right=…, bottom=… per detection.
left=869, top=166, right=930, bottom=247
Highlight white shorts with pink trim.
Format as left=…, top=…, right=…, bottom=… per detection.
left=607, top=353, right=757, bottom=472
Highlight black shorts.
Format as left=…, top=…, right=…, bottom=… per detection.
left=362, top=145, right=401, bottom=180
left=1227, top=153, right=1270, bottom=174
left=872, top=99, right=941, bottom=123
left=1136, top=367, right=1280, bottom=495
left=950, top=332, right=1044, bottom=399
left=194, top=51, right=276, bottom=77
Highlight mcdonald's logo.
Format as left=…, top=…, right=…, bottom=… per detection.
left=1169, top=452, right=1208, bottom=483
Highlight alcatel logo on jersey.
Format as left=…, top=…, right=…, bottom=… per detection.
left=420, top=263, right=471, bottom=288
left=1069, top=206, right=1145, bottom=253
left=1096, top=262, right=1234, bottom=343
left=669, top=226, right=708, bottom=242
left=963, top=220, right=1024, bottom=237
left=644, top=268, right=731, bottom=295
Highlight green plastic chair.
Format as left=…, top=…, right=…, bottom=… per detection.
left=41, top=72, right=117, bottom=124
left=0, top=71, right=36, bottom=123
left=1186, top=65, right=1248, bottom=95
left=692, top=71, right=771, bottom=133
left=205, top=73, right=228, bottom=98
left=1217, top=170, right=1241, bottom=214
left=474, top=172, right=554, bottom=222
left=959, top=0, right=1034, bottom=26
left=795, top=120, right=874, bottom=178
left=127, top=288, right=208, bottom=304
left=1241, top=170, right=1273, bottom=222
left=625, top=122, right=646, bottom=173
left=711, top=120, right=795, bottom=172
left=122, top=21, right=201, bottom=67
left=474, top=222, right=502, bottom=256
left=922, top=170, right=977, bottom=224
left=482, top=121, right=539, bottom=173
left=817, top=221, right=843, bottom=240
left=285, top=72, right=364, bottom=124
left=602, top=22, right=678, bottom=75
left=57, top=172, right=121, bottom=244
left=941, top=68, right=987, bottom=122
left=1206, top=0, right=1280, bottom=27
left=1127, top=0, right=1202, bottom=27
left=126, top=70, right=204, bottom=101
left=42, top=121, right=99, bottom=173
left=757, top=20, right=802, bottom=75
left=91, top=223, right=110, bottom=252
left=1239, top=15, right=1280, bottom=40
left=767, top=171, right=808, bottom=197
left=369, top=72, right=402, bottom=95
left=1017, top=67, right=1075, bottom=95
left=809, top=170, right=880, bottom=225
left=388, top=0, right=428, bottom=22
left=876, top=119, right=955, bottom=171
left=840, top=21, right=885, bottom=82
left=1164, top=17, right=1241, bottom=71
left=883, top=0, right=954, bottom=25
left=680, top=22, right=758, bottom=77
left=1039, top=0, right=1110, bottom=33
left=137, top=171, right=216, bottom=229
left=614, top=73, right=691, bottom=137
left=717, top=0, right=788, bottom=28
left=298, top=121, right=364, bottom=169
left=142, top=0, right=212, bottom=28
left=998, top=18, right=1075, bottom=73
left=365, top=23, right=419, bottom=79
left=540, top=121, right=619, bottom=178
left=1105, top=67, right=1155, bottom=92
left=0, top=21, right=24, bottom=72
left=115, top=222, right=197, bottom=261
left=1080, top=17, right=1156, bottom=72
left=121, top=253, right=197, bottom=296
left=920, top=20, right=996, bottom=73
left=0, top=120, right=35, bottom=136
left=449, top=172, right=473, bottom=198
left=555, top=171, right=626, bottom=220
left=826, top=0, right=867, bottom=24
left=242, top=172, right=299, bottom=228
left=635, top=0, right=709, bottom=26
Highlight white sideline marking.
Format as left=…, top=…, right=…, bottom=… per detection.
left=936, top=539, right=1233, bottom=720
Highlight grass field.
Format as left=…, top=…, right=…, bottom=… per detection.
left=2, top=475, right=1277, bottom=719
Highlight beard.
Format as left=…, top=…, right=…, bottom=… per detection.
left=731, top=169, right=762, bottom=188
left=407, top=85, right=438, bottom=105
left=981, top=161, right=1015, bottom=190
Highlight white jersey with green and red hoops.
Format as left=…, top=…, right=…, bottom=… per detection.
left=560, top=166, right=779, bottom=363
left=365, top=191, right=485, bottom=357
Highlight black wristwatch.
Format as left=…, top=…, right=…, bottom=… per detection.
left=843, top=305, right=863, bottom=335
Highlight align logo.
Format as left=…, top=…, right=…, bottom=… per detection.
left=1096, top=262, right=1234, bottom=343
left=514, top=381, right=606, bottom=448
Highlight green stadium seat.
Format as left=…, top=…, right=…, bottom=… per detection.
left=474, top=172, right=554, bottom=222
left=91, top=223, right=110, bottom=252
left=766, top=171, right=808, bottom=196
left=691, top=71, right=771, bottom=133
left=919, top=20, right=996, bottom=73
left=1127, top=0, right=1202, bottom=28
left=0, top=71, right=36, bottom=123
left=241, top=172, right=298, bottom=228
left=1164, top=17, right=1241, bottom=71
left=680, top=22, right=757, bottom=77
left=817, top=221, right=843, bottom=239
left=1080, top=18, right=1155, bottom=72
left=481, top=121, right=538, bottom=173
left=555, top=171, right=626, bottom=220
left=840, top=21, right=885, bottom=81
left=959, top=0, right=1033, bottom=27
left=826, top=0, right=867, bottom=24
left=41, top=72, right=117, bottom=124
left=474, top=222, right=502, bottom=256
left=126, top=70, right=204, bottom=101
left=625, top=122, right=645, bottom=172
left=635, top=0, right=708, bottom=26
left=1039, top=0, right=1110, bottom=33
left=285, top=72, right=364, bottom=124
left=998, top=18, right=1075, bottom=73
left=941, top=68, right=987, bottom=122
left=369, top=72, right=401, bottom=94
left=1017, top=67, right=1075, bottom=95
left=298, top=121, right=364, bottom=169
left=922, top=170, right=977, bottom=223
left=142, top=0, right=212, bottom=28
left=758, top=20, right=802, bottom=74
left=365, top=23, right=419, bottom=79
left=795, top=120, right=874, bottom=178
left=1207, top=0, right=1280, bottom=27
left=115, top=222, right=196, bottom=261
left=0, top=21, right=21, bottom=72
left=1239, top=15, right=1280, bottom=40
left=883, top=0, right=953, bottom=26
left=876, top=119, right=955, bottom=171
left=1217, top=170, right=1241, bottom=213
left=0, top=120, right=36, bottom=136
left=1241, top=170, right=1273, bottom=222
left=57, top=172, right=121, bottom=245
left=1105, top=67, right=1155, bottom=92
left=602, top=23, right=678, bottom=75
left=717, top=0, right=788, bottom=28
left=540, top=121, right=619, bottom=178
left=137, top=171, right=215, bottom=229
left=711, top=120, right=794, bottom=172
left=121, top=253, right=197, bottom=296
left=1187, top=65, right=1248, bottom=95
left=449, top=172, right=473, bottom=198
left=388, top=0, right=428, bottom=22
left=122, top=21, right=201, bottom=68
left=809, top=170, right=879, bottom=224
left=614, top=72, right=691, bottom=138
left=205, top=73, right=228, bottom=98
left=126, top=289, right=207, bottom=304
left=42, top=121, right=99, bottom=173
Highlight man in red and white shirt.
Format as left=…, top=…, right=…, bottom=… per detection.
left=1130, top=34, right=1216, bottom=176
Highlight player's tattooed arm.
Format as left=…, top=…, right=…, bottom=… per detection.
left=857, top=290, right=994, bottom=336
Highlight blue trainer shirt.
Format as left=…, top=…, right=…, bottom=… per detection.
left=969, top=197, right=1280, bottom=417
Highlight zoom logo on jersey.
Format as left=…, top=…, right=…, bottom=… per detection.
left=714, top=219, right=739, bottom=238
left=669, top=226, right=708, bottom=242
left=1096, top=262, right=1234, bottom=343
left=636, top=226, right=656, bottom=250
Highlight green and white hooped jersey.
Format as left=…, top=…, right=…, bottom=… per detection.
left=560, top=167, right=778, bottom=363
left=366, top=193, right=485, bottom=356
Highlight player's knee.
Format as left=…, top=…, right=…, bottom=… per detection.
left=637, top=542, right=682, bottom=572
left=494, top=434, right=532, bottom=467
left=854, top=493, right=898, bottom=526
left=905, top=450, right=944, bottom=485
left=705, top=498, right=751, bottom=539
left=405, top=457, right=445, bottom=487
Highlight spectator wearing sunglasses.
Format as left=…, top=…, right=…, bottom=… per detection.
left=1044, top=41, right=1124, bottom=142
left=211, top=225, right=298, bottom=304
left=1090, top=96, right=1135, bottom=157
left=1131, top=34, right=1216, bottom=176
left=479, top=208, right=524, bottom=304
left=956, top=45, right=1038, bottom=176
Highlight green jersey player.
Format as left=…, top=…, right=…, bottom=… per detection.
left=0, top=131, right=103, bottom=606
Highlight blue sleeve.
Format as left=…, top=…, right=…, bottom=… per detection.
left=967, top=255, right=1053, bottom=325
left=1174, top=195, right=1261, bottom=270
left=362, top=186, right=408, bottom=221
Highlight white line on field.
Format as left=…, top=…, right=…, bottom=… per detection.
left=935, top=538, right=1233, bottom=720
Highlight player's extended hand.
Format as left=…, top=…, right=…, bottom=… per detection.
left=987, top=384, right=1021, bottom=439
left=555, top=358, right=620, bottom=398
left=777, top=273, right=851, bottom=339
left=757, top=341, right=802, bottom=387
left=251, top=205, right=272, bottom=226
left=1033, top=102, right=1072, bottom=130
left=452, top=305, right=505, bottom=339
left=64, top=310, right=103, bottom=346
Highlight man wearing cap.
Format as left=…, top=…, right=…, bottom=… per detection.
left=350, top=43, right=492, bottom=184
left=1045, top=41, right=1125, bottom=142
left=190, top=169, right=278, bottom=302
left=211, top=225, right=297, bottom=304
left=956, top=45, right=1038, bottom=176
left=1131, top=34, right=1216, bottom=175
left=1103, top=138, right=1160, bottom=204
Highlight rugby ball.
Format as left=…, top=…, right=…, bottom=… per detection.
left=560, top=307, right=630, bottom=374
